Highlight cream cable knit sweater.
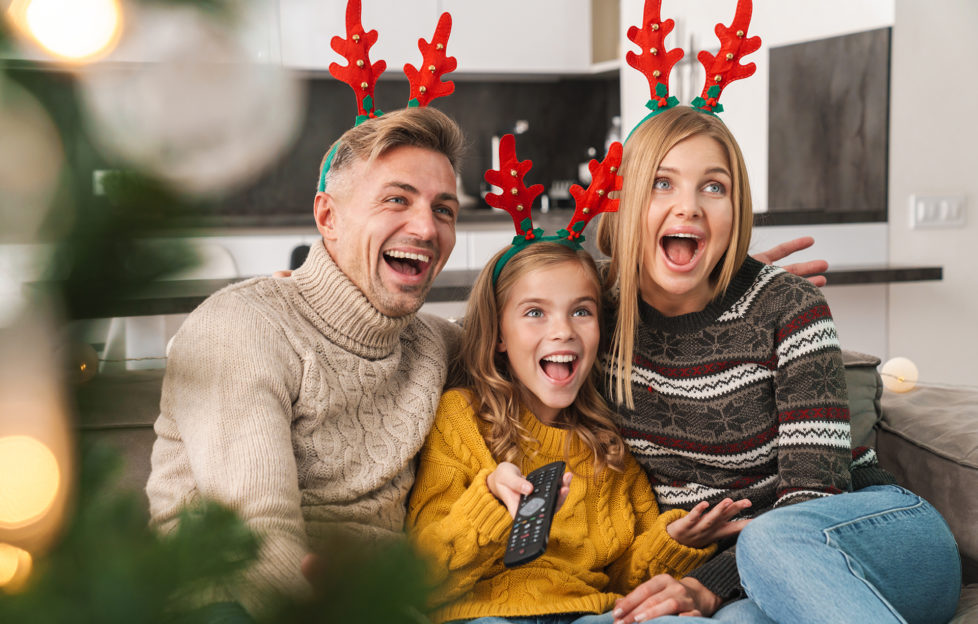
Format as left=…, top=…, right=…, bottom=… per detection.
left=146, top=240, right=460, bottom=612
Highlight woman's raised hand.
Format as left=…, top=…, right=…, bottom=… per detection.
left=751, top=236, right=828, bottom=287
left=665, top=498, right=752, bottom=549
left=486, top=461, right=572, bottom=519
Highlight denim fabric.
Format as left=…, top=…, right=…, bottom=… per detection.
left=649, top=486, right=961, bottom=624
left=449, top=612, right=614, bottom=624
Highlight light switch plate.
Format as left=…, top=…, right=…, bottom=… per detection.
left=909, top=195, right=966, bottom=229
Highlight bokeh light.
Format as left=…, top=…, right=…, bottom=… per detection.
left=79, top=4, right=304, bottom=197
left=19, top=0, right=122, bottom=61
left=0, top=81, right=65, bottom=243
left=0, top=542, right=32, bottom=592
left=0, top=435, right=61, bottom=528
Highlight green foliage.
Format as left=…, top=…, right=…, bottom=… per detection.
left=274, top=535, right=433, bottom=624
left=0, top=444, right=259, bottom=624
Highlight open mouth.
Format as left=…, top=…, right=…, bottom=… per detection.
left=540, top=354, right=578, bottom=382
left=383, top=250, right=432, bottom=277
left=660, top=233, right=703, bottom=267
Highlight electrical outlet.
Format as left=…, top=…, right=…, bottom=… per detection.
left=909, top=195, right=966, bottom=229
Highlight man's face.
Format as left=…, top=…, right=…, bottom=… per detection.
left=316, top=145, right=459, bottom=317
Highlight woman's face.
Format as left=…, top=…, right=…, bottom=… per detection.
left=639, top=134, right=734, bottom=316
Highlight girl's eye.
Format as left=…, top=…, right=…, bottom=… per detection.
left=704, top=182, right=726, bottom=194
left=653, top=178, right=671, bottom=191
left=572, top=307, right=593, bottom=317
left=524, top=308, right=543, bottom=318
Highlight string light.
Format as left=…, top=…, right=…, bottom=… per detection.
left=881, top=357, right=919, bottom=393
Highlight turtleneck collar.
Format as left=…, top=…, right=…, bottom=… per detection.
left=519, top=407, right=585, bottom=461
left=292, top=239, right=415, bottom=359
left=638, top=256, right=764, bottom=333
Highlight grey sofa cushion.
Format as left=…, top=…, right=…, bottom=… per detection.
left=842, top=350, right=883, bottom=448
left=877, top=383, right=978, bottom=585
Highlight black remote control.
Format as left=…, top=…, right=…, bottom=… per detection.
left=502, top=460, right=566, bottom=568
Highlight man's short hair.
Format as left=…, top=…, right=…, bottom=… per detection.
left=319, top=107, right=465, bottom=191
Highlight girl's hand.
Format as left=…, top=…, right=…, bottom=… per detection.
left=666, top=498, right=752, bottom=549
left=486, top=462, right=573, bottom=519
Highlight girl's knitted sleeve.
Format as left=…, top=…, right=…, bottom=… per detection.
left=606, top=458, right=716, bottom=593
left=772, top=275, right=852, bottom=507
left=406, top=391, right=513, bottom=609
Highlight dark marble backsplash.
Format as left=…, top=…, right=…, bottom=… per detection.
left=218, top=75, right=621, bottom=225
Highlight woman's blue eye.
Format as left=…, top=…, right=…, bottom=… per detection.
left=704, top=182, right=725, bottom=194
left=653, top=179, right=671, bottom=191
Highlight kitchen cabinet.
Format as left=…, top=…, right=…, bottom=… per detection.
left=279, top=0, right=441, bottom=72
left=438, top=0, right=593, bottom=74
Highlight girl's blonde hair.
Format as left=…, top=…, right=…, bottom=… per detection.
left=458, top=242, right=625, bottom=474
left=596, top=106, right=754, bottom=409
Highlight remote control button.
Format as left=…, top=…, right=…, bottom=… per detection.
left=520, top=497, right=545, bottom=516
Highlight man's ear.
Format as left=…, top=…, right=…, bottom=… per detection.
left=314, top=191, right=340, bottom=242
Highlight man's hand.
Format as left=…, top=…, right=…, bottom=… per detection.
left=752, top=236, right=828, bottom=287
left=486, top=462, right=572, bottom=518
left=273, top=269, right=294, bottom=278
left=613, top=575, right=722, bottom=623
left=666, top=498, right=752, bottom=549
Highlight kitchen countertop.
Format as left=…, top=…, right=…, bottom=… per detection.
left=69, top=263, right=943, bottom=319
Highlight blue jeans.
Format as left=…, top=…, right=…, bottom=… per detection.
left=651, top=486, right=961, bottom=624
left=450, top=613, right=614, bottom=624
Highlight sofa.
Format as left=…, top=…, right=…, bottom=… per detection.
left=76, top=351, right=978, bottom=621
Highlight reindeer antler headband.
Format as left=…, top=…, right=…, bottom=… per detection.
left=486, top=134, right=622, bottom=283
left=317, top=0, right=457, bottom=192
left=626, top=0, right=761, bottom=139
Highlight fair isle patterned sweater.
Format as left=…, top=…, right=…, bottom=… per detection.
left=607, top=257, right=889, bottom=599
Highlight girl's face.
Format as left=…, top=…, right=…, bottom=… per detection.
left=497, top=260, right=601, bottom=425
left=640, top=134, right=734, bottom=316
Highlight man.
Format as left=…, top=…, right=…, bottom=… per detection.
left=146, top=106, right=466, bottom=614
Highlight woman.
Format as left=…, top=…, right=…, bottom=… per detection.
left=596, top=106, right=961, bottom=623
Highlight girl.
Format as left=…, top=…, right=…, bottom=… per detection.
left=407, top=241, right=749, bottom=624
left=597, top=105, right=961, bottom=623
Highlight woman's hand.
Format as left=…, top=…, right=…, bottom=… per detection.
left=486, top=462, right=572, bottom=518
left=666, top=498, right=752, bottom=549
left=752, top=236, right=828, bottom=287
left=613, top=575, right=722, bottom=623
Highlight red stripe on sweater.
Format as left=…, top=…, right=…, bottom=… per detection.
left=778, top=407, right=850, bottom=423
left=622, top=425, right=777, bottom=456
left=633, top=354, right=779, bottom=378
left=776, top=304, right=832, bottom=342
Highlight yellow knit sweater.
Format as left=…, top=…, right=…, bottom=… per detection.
left=407, top=389, right=716, bottom=623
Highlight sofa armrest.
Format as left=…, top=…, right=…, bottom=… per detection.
left=876, top=383, right=978, bottom=585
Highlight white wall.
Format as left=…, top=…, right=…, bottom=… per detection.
left=888, top=0, right=978, bottom=386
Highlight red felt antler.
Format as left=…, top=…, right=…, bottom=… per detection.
left=625, top=0, right=684, bottom=108
left=404, top=12, right=457, bottom=107
left=694, top=0, right=761, bottom=113
left=328, top=0, right=387, bottom=120
left=565, top=142, right=623, bottom=240
left=484, top=134, right=545, bottom=239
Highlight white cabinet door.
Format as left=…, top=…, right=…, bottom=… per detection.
left=439, top=0, right=592, bottom=73
left=280, top=0, right=441, bottom=72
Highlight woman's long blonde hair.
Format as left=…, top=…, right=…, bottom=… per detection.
left=457, top=242, right=625, bottom=474
left=597, top=106, right=754, bottom=409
